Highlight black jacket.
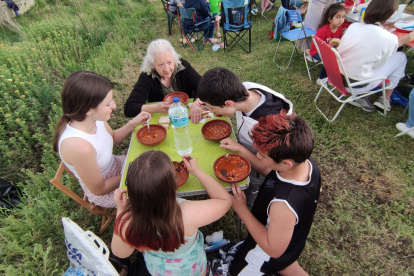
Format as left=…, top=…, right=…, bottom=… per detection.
left=124, top=58, right=201, bottom=117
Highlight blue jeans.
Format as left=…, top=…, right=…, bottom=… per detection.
left=406, top=89, right=414, bottom=128
left=311, top=53, right=327, bottom=79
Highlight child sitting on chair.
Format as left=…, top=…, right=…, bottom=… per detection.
left=220, top=112, right=321, bottom=276
left=308, top=3, right=346, bottom=84
left=111, top=151, right=232, bottom=276
left=197, top=67, right=293, bottom=207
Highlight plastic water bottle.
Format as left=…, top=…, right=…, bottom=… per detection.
left=168, top=97, right=193, bottom=156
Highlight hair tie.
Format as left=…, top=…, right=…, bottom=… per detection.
left=375, top=22, right=381, bottom=26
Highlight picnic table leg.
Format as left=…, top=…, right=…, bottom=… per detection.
left=237, top=217, right=241, bottom=242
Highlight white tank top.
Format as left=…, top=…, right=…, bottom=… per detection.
left=58, top=121, right=114, bottom=182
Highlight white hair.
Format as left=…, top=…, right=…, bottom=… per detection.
left=140, top=39, right=182, bottom=74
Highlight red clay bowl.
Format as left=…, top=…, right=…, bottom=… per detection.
left=136, top=124, right=167, bottom=146
left=201, top=119, right=232, bottom=142
left=173, top=161, right=189, bottom=188
left=213, top=154, right=251, bottom=184
left=163, top=92, right=189, bottom=105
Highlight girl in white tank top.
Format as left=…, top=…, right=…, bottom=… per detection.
left=52, top=71, right=150, bottom=208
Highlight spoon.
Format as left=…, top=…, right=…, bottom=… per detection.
left=147, top=116, right=154, bottom=137
left=224, top=145, right=232, bottom=161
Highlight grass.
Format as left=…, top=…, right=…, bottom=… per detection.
left=1, top=0, right=414, bottom=275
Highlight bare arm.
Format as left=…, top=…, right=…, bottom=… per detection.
left=111, top=189, right=135, bottom=258
left=231, top=185, right=296, bottom=258
left=104, top=112, right=150, bottom=145
left=220, top=137, right=271, bottom=176
left=60, top=138, right=121, bottom=196
left=141, top=102, right=171, bottom=114
left=180, top=156, right=232, bottom=229
left=398, top=32, right=414, bottom=47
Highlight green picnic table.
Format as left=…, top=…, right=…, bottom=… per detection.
left=120, top=100, right=249, bottom=197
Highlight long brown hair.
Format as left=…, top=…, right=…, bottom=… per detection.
left=52, top=71, right=113, bottom=152
left=114, top=151, right=185, bottom=252
left=318, top=3, right=346, bottom=29
left=364, top=0, right=398, bottom=25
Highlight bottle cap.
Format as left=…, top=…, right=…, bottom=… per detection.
left=173, top=97, right=179, bottom=103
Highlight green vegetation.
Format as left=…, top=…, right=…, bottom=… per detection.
left=1, top=0, right=413, bottom=275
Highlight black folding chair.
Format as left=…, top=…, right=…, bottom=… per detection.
left=160, top=0, right=178, bottom=35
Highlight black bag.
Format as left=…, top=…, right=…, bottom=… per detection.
left=0, top=178, right=22, bottom=209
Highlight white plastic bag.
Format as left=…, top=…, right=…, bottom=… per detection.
left=62, top=217, right=119, bottom=276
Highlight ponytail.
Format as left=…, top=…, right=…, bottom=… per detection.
left=52, top=115, right=70, bottom=153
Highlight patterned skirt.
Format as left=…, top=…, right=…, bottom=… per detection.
left=78, top=155, right=126, bottom=208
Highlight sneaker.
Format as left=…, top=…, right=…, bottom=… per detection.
left=348, top=96, right=376, bottom=112
left=396, top=122, right=414, bottom=138
left=373, top=96, right=391, bottom=111
left=316, top=77, right=328, bottom=85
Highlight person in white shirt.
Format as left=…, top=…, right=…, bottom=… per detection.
left=337, top=0, right=414, bottom=112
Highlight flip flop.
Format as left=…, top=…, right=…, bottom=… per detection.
left=219, top=42, right=225, bottom=49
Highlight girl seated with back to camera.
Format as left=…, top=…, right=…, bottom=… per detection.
left=111, top=151, right=232, bottom=276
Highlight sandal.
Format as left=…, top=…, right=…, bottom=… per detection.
left=265, top=3, right=274, bottom=11
left=204, top=38, right=218, bottom=44
left=179, top=37, right=197, bottom=44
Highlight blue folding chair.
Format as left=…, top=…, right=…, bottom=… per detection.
left=273, top=10, right=316, bottom=71
left=222, top=0, right=253, bottom=53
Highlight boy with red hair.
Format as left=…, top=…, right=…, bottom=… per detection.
left=220, top=111, right=321, bottom=276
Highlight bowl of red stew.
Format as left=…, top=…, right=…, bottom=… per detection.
left=213, top=154, right=251, bottom=184
left=136, top=124, right=167, bottom=146
left=163, top=92, right=189, bottom=105
left=173, top=161, right=189, bottom=188
left=201, top=119, right=232, bottom=142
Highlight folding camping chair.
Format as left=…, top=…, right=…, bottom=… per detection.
left=304, top=48, right=322, bottom=81
left=273, top=9, right=316, bottom=71
left=50, top=162, right=116, bottom=235
left=221, top=0, right=253, bottom=53
left=313, top=36, right=392, bottom=122
left=161, top=0, right=178, bottom=35
left=177, top=6, right=214, bottom=51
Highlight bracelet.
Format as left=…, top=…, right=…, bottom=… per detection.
left=127, top=121, right=135, bottom=130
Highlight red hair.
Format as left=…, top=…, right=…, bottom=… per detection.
left=250, top=110, right=314, bottom=164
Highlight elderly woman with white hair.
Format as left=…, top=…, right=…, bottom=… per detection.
left=124, top=39, right=203, bottom=124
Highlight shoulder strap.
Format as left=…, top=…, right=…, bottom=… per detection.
left=177, top=198, right=186, bottom=204
left=243, top=82, right=293, bottom=115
